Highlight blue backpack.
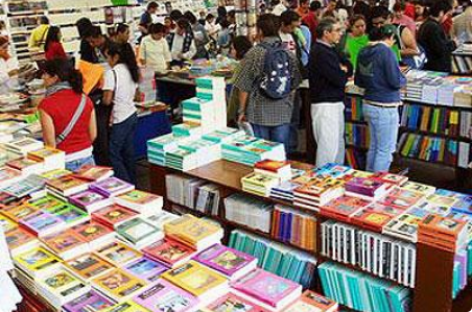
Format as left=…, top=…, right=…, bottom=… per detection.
left=258, top=41, right=293, bottom=99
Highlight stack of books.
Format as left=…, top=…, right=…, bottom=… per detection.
left=345, top=177, right=392, bottom=201
left=418, top=214, right=468, bottom=252
left=270, top=180, right=301, bottom=202
left=147, top=134, right=188, bottom=166
left=41, top=229, right=89, bottom=261
left=115, top=189, right=163, bottom=217
left=4, top=137, right=44, bottom=156
left=143, top=238, right=196, bottom=268
left=166, top=174, right=206, bottom=209
left=73, top=165, right=114, bottom=182
left=382, top=207, right=430, bottom=242
left=27, top=147, right=66, bottom=171
left=320, top=195, right=370, bottom=223
left=0, top=167, right=22, bottom=189
left=92, top=205, right=139, bottom=230
left=195, top=183, right=223, bottom=216
left=222, top=136, right=286, bottom=166
left=6, top=157, right=45, bottom=176
left=46, top=175, right=90, bottom=198
left=254, top=159, right=292, bottom=182
left=69, top=190, right=114, bottom=213
left=90, top=177, right=135, bottom=197
left=63, top=290, right=115, bottom=312
left=1, top=174, right=47, bottom=199
left=116, top=217, right=164, bottom=250
left=202, top=127, right=244, bottom=144
left=224, top=194, right=273, bottom=233
left=241, top=172, right=280, bottom=197
left=66, top=253, right=115, bottom=282
left=293, top=177, right=345, bottom=211
left=178, top=137, right=222, bottom=169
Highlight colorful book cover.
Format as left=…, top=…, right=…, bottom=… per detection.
left=19, top=210, right=65, bottom=236
left=194, top=244, right=256, bottom=278
left=73, top=165, right=113, bottom=182
left=116, top=217, right=161, bottom=244
left=2, top=204, right=39, bottom=222
left=69, top=190, right=110, bottom=208
left=41, top=169, right=73, bottom=181
left=284, top=290, right=338, bottom=312
left=351, top=208, right=394, bottom=232
left=0, top=167, right=21, bottom=181
left=401, top=181, right=436, bottom=195
left=0, top=214, right=18, bottom=232
left=163, top=214, right=223, bottom=246
left=96, top=241, right=142, bottom=266
left=104, top=301, right=150, bottom=312
left=231, top=269, right=302, bottom=308
left=117, top=190, right=162, bottom=206
left=40, top=267, right=89, bottom=297
left=28, top=147, right=64, bottom=159
left=42, top=230, right=88, bottom=256
left=254, top=160, right=289, bottom=172
left=29, top=195, right=65, bottom=211
left=143, top=239, right=195, bottom=267
left=133, top=279, right=198, bottom=312
left=92, top=205, right=138, bottom=228
left=320, top=196, right=370, bottom=222
left=372, top=172, right=408, bottom=185
left=161, top=261, right=228, bottom=297
left=123, top=257, right=168, bottom=282
left=91, top=177, right=135, bottom=197
left=346, top=177, right=388, bottom=195
left=206, top=292, right=268, bottom=312
left=63, top=290, right=116, bottom=312
left=14, top=246, right=61, bottom=272
left=5, top=226, right=37, bottom=249
left=67, top=253, right=115, bottom=281
left=72, top=221, right=115, bottom=244
left=0, top=191, right=20, bottom=209
left=7, top=157, right=42, bottom=170
left=47, top=203, right=90, bottom=225
left=47, top=175, right=89, bottom=193
left=92, top=269, right=146, bottom=301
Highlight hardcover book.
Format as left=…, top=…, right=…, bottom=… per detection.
left=193, top=244, right=257, bottom=280
left=143, top=239, right=196, bottom=268
left=133, top=279, right=198, bottom=312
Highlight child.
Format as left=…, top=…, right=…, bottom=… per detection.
left=139, top=23, right=171, bottom=75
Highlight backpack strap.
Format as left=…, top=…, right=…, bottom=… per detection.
left=56, top=94, right=87, bottom=145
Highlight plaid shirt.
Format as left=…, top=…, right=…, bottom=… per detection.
left=233, top=37, right=302, bottom=126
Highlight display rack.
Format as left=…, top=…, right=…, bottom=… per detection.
left=452, top=46, right=472, bottom=75
left=148, top=159, right=472, bottom=312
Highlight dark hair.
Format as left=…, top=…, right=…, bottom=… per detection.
left=149, top=23, right=166, bottom=34
left=256, top=14, right=280, bottom=37
left=370, top=5, right=390, bottom=20
left=228, top=10, right=236, bottom=19
left=316, top=17, right=336, bottom=38
left=220, top=18, right=231, bottom=28
left=232, top=36, right=252, bottom=59
left=43, top=59, right=83, bottom=94
left=217, top=6, right=227, bottom=18
left=170, top=10, right=183, bottom=22
left=116, top=23, right=129, bottom=34
left=104, top=42, right=140, bottom=83
left=76, top=18, right=93, bottom=39
left=147, top=1, right=158, bottom=10
left=299, top=0, right=309, bottom=4
left=184, top=11, right=197, bottom=24
left=87, top=26, right=103, bottom=39
left=176, top=18, right=190, bottom=31
left=393, top=2, right=405, bottom=12
left=349, top=14, right=366, bottom=28
left=206, top=13, right=215, bottom=20
left=40, top=16, right=49, bottom=25
left=45, top=26, right=61, bottom=53
left=309, top=1, right=322, bottom=11
left=280, top=10, right=301, bottom=26
left=368, top=24, right=395, bottom=41
left=429, top=0, right=452, bottom=17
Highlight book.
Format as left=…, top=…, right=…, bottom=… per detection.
left=143, top=239, right=196, bottom=268
left=0, top=167, right=22, bottom=188
left=6, top=157, right=44, bottom=175
left=320, top=195, right=370, bottom=223
left=29, top=194, right=65, bottom=211
left=1, top=203, right=39, bottom=223
left=96, top=241, right=142, bottom=267
left=283, top=290, right=338, bottom=312
left=19, top=210, right=67, bottom=237
left=133, top=279, right=198, bottom=312
left=104, top=301, right=152, bottom=312
left=63, top=290, right=116, bottom=312
left=123, top=257, right=168, bottom=283
left=66, top=253, right=115, bottom=281
left=92, top=268, right=147, bottom=302
left=345, top=177, right=392, bottom=200
left=116, top=217, right=164, bottom=250
left=41, top=169, right=72, bottom=181
left=194, top=244, right=257, bottom=281
left=206, top=292, right=268, bottom=312
left=293, top=178, right=345, bottom=211
left=350, top=208, right=396, bottom=232
left=115, top=190, right=164, bottom=216
left=42, top=229, right=90, bottom=260
left=161, top=261, right=229, bottom=303
left=418, top=214, right=468, bottom=251
left=372, top=172, right=408, bottom=186
left=2, top=174, right=46, bottom=199
left=241, top=172, right=281, bottom=197
left=46, top=203, right=91, bottom=228
left=27, top=147, right=66, bottom=170
left=71, top=221, right=116, bottom=250
left=73, top=165, right=114, bottom=182
left=69, top=190, right=114, bottom=213
left=231, top=268, right=302, bottom=311
left=91, top=177, right=135, bottom=197
left=0, top=214, right=18, bottom=232
left=163, top=214, right=224, bottom=251
left=92, top=205, right=139, bottom=229
left=14, top=246, right=62, bottom=279
left=46, top=175, right=89, bottom=197
left=254, top=159, right=292, bottom=181
left=224, top=194, right=272, bottom=233
left=5, top=137, right=43, bottom=155
left=5, top=226, right=39, bottom=256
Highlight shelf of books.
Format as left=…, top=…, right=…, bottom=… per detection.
left=144, top=75, right=472, bottom=312
left=344, top=70, right=472, bottom=173
left=452, top=45, right=472, bottom=75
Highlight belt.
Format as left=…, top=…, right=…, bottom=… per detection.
left=364, top=101, right=401, bottom=108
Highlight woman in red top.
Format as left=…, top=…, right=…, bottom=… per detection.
left=44, top=26, right=67, bottom=61
left=39, top=58, right=97, bottom=171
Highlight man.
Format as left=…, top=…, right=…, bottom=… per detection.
left=297, top=0, right=310, bottom=19
left=28, top=16, right=49, bottom=49
left=235, top=14, right=302, bottom=153
left=167, top=19, right=197, bottom=65
left=280, top=10, right=302, bottom=54
left=392, top=2, right=417, bottom=36
left=302, top=1, right=322, bottom=39
left=309, top=18, right=352, bottom=167
left=85, top=26, right=110, bottom=63
left=418, top=0, right=455, bottom=72
left=139, top=2, right=158, bottom=39
left=322, top=0, right=338, bottom=19
left=452, top=0, right=472, bottom=44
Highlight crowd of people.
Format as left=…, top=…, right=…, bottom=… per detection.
left=0, top=0, right=470, bottom=180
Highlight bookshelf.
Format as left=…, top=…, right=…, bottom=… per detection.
left=148, top=159, right=472, bottom=312
left=452, top=47, right=472, bottom=75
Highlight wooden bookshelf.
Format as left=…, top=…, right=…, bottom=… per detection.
left=148, top=160, right=472, bottom=312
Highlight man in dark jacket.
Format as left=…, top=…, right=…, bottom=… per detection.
left=309, top=18, right=353, bottom=167
left=418, top=0, right=455, bottom=72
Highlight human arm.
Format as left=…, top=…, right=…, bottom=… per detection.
left=233, top=49, right=259, bottom=122
left=237, top=91, right=249, bottom=123
left=89, top=108, right=97, bottom=142
left=182, top=39, right=197, bottom=60
left=39, top=109, right=57, bottom=148
left=102, top=69, right=115, bottom=106
left=383, top=48, right=407, bottom=89
left=400, top=27, right=419, bottom=57
left=138, top=39, right=146, bottom=65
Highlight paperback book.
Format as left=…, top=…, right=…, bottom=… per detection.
left=96, top=241, right=142, bottom=267
left=69, top=190, right=114, bottom=213
left=66, top=253, right=115, bottom=281
left=116, top=217, right=164, bottom=250
left=115, top=189, right=163, bottom=216
left=71, top=221, right=116, bottom=250
left=91, top=177, right=135, bottom=197
left=63, top=290, right=116, bottom=312
left=123, top=257, right=168, bottom=283
left=143, top=239, right=196, bottom=268
left=92, top=205, right=139, bottom=229
left=92, top=268, right=147, bottom=302
left=42, top=229, right=90, bottom=260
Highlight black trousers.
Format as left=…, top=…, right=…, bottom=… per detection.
left=90, top=90, right=112, bottom=166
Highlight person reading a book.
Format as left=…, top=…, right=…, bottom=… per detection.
left=38, top=59, right=97, bottom=172
left=102, top=42, right=139, bottom=184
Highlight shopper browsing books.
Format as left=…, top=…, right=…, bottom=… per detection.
left=0, top=37, right=19, bottom=95
left=139, top=23, right=171, bottom=75
left=167, top=18, right=197, bottom=66
left=355, top=25, right=406, bottom=172
left=112, top=23, right=131, bottom=44
left=28, top=16, right=49, bottom=50
left=38, top=59, right=97, bottom=172
left=102, top=42, right=139, bottom=184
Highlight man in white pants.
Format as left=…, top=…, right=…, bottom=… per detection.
left=308, top=18, right=353, bottom=167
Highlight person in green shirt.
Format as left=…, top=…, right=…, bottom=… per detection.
left=343, top=15, right=369, bottom=69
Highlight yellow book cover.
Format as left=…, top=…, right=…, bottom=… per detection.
left=161, top=261, right=228, bottom=297
left=14, top=246, right=61, bottom=272
left=96, top=241, right=142, bottom=267
left=28, top=147, right=64, bottom=160
left=0, top=213, right=18, bottom=232
left=104, top=301, right=151, bottom=312
left=164, top=215, right=222, bottom=244
left=41, top=169, right=73, bottom=181
left=92, top=268, right=147, bottom=301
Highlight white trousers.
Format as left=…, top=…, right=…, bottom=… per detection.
left=311, top=102, right=345, bottom=167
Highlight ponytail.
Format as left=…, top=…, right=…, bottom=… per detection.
left=43, top=59, right=83, bottom=94
left=104, top=42, right=140, bottom=83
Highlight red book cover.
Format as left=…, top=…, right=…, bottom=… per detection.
left=351, top=208, right=395, bottom=232
left=143, top=239, right=195, bottom=268
left=71, top=221, right=114, bottom=243
left=91, top=205, right=138, bottom=229
left=254, top=160, right=289, bottom=172
left=320, top=195, right=370, bottom=222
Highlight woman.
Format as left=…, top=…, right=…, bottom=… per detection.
left=113, top=23, right=130, bottom=44
left=44, top=26, right=67, bottom=61
left=227, top=36, right=253, bottom=126
left=38, top=59, right=97, bottom=171
left=0, top=37, right=19, bottom=95
left=102, top=42, right=139, bottom=184
left=343, top=15, right=369, bottom=68
left=355, top=25, right=406, bottom=172
left=184, top=11, right=210, bottom=59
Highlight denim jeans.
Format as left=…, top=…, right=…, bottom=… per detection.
left=110, top=113, right=138, bottom=184
left=66, top=155, right=95, bottom=172
left=363, top=103, right=400, bottom=172
left=251, top=123, right=291, bottom=153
